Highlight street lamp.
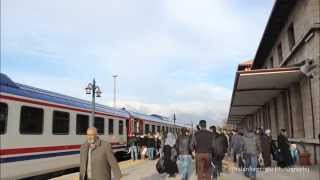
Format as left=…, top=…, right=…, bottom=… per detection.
left=112, top=75, right=118, bottom=107
left=85, top=79, right=102, bottom=127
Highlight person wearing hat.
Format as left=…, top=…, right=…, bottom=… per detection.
left=260, top=129, right=273, bottom=167
left=277, top=129, right=293, bottom=167
left=192, top=120, right=213, bottom=180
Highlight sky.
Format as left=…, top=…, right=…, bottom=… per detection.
left=1, top=0, right=274, bottom=126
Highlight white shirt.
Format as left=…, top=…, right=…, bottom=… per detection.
left=87, top=147, right=93, bottom=179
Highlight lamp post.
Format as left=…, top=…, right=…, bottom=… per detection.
left=112, top=75, right=118, bottom=108
left=85, top=79, right=102, bottom=127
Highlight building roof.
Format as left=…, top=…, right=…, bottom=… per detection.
left=252, top=0, right=297, bottom=69
left=239, top=60, right=253, bottom=65
left=227, top=67, right=303, bottom=124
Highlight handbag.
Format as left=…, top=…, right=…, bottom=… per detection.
left=156, top=157, right=165, bottom=174
left=171, top=148, right=177, bottom=161
left=211, top=162, right=219, bottom=178
left=273, top=149, right=283, bottom=162
left=258, top=153, right=264, bottom=167
left=141, top=147, right=147, bottom=156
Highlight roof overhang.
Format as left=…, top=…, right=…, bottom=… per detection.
left=228, top=67, right=303, bottom=123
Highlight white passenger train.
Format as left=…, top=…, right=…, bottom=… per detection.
left=0, top=74, right=184, bottom=179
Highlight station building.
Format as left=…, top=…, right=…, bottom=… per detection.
left=227, top=0, right=320, bottom=164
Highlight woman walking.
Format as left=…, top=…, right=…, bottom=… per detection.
left=162, top=132, right=179, bottom=178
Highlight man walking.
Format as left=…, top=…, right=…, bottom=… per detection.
left=260, top=129, right=273, bottom=167
left=192, top=120, right=213, bottom=180
left=210, top=126, right=228, bottom=178
left=243, top=129, right=261, bottom=180
left=80, top=127, right=122, bottom=180
left=129, top=136, right=138, bottom=161
left=176, top=128, right=193, bottom=180
left=277, top=129, right=293, bottom=167
left=230, top=129, right=244, bottom=167
left=146, top=133, right=156, bottom=160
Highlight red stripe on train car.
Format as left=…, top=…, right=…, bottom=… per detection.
left=0, top=145, right=81, bottom=156
left=0, top=142, right=123, bottom=156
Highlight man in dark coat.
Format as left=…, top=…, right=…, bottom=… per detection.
left=146, top=133, right=156, bottom=160
left=80, top=127, right=122, bottom=180
left=192, top=120, right=213, bottom=180
left=277, top=129, right=293, bottom=167
left=210, top=126, right=228, bottom=178
left=260, top=129, right=273, bottom=167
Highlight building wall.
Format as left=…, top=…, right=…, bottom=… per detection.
left=263, top=0, right=319, bottom=68
left=236, top=0, right=320, bottom=164
left=311, top=31, right=320, bottom=140
left=269, top=98, right=279, bottom=137
left=289, top=82, right=305, bottom=138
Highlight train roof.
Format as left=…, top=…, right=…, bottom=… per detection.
left=126, top=110, right=185, bottom=127
left=0, top=73, right=187, bottom=127
left=0, top=73, right=129, bottom=118
left=126, top=110, right=169, bottom=123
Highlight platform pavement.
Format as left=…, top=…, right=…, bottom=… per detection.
left=52, top=158, right=320, bottom=180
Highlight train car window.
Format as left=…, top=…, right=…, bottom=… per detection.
left=152, top=125, right=155, bottom=134
left=52, top=111, right=70, bottom=135
left=157, top=126, right=160, bottom=133
left=145, top=124, right=150, bottom=134
left=118, top=120, right=123, bottom=135
left=108, top=119, right=114, bottom=135
left=20, top=106, right=44, bottom=134
left=0, top=103, right=8, bottom=134
left=94, top=117, right=104, bottom=134
left=76, top=114, right=89, bottom=135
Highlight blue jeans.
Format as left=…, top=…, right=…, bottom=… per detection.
left=244, top=153, right=257, bottom=178
left=130, top=146, right=138, bottom=160
left=147, top=148, right=154, bottom=160
left=178, top=155, right=192, bottom=180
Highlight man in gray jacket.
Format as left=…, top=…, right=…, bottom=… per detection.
left=80, top=127, right=122, bottom=180
left=242, top=129, right=261, bottom=180
left=230, top=129, right=244, bottom=166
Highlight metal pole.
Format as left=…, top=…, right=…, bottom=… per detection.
left=191, top=121, right=193, bottom=135
left=91, top=79, right=96, bottom=127
left=113, top=75, right=118, bottom=108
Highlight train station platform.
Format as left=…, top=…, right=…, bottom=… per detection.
left=52, top=158, right=320, bottom=180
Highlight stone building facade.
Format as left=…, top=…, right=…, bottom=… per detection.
left=227, top=0, right=320, bottom=164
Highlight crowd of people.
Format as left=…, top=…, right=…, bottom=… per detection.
left=79, top=120, right=302, bottom=180
left=127, top=132, right=162, bottom=161
left=154, top=120, right=300, bottom=180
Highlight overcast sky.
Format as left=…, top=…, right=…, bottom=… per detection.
left=1, top=0, right=274, bottom=126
